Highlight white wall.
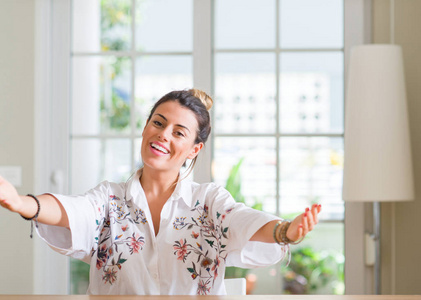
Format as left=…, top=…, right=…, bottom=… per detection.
left=0, top=0, right=35, bottom=294
left=373, top=0, right=421, bottom=294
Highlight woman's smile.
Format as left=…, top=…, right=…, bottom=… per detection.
left=150, top=142, right=170, bottom=155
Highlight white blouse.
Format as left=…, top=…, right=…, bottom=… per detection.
left=36, top=170, right=286, bottom=295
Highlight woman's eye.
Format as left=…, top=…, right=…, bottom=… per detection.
left=153, top=120, right=162, bottom=126
left=175, top=131, right=185, bottom=137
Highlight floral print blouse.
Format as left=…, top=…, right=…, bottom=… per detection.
left=36, top=169, right=285, bottom=295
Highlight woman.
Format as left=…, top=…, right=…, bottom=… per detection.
left=0, top=89, right=321, bottom=295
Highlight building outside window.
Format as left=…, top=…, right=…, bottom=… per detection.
left=70, top=0, right=344, bottom=295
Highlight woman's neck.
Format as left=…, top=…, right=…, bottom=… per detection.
left=139, top=166, right=179, bottom=199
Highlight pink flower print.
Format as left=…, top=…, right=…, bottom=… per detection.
left=96, top=244, right=108, bottom=270
left=201, top=257, right=213, bottom=269
left=203, top=219, right=215, bottom=233
left=121, top=224, right=128, bottom=232
left=208, top=220, right=215, bottom=231
left=102, top=267, right=117, bottom=285
left=197, top=280, right=211, bottom=295
left=96, top=258, right=105, bottom=270
left=212, top=256, right=220, bottom=279
left=173, top=238, right=189, bottom=262
left=109, top=195, right=120, bottom=201
left=127, top=233, right=144, bottom=254
left=191, top=231, right=199, bottom=239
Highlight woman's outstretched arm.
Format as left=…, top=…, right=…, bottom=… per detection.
left=250, top=203, right=321, bottom=243
left=0, top=175, right=69, bottom=229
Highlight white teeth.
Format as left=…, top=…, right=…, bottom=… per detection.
left=151, top=143, right=169, bottom=154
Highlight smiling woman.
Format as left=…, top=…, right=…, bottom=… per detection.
left=141, top=90, right=212, bottom=178
left=0, top=88, right=321, bottom=295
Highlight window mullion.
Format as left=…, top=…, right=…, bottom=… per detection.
left=192, top=0, right=213, bottom=183
left=276, top=0, right=281, bottom=217
left=131, top=0, right=136, bottom=171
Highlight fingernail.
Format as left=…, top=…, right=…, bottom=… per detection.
left=304, top=212, right=308, bottom=217
left=305, top=207, right=310, bottom=212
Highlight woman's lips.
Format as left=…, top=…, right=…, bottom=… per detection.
left=150, top=142, right=170, bottom=155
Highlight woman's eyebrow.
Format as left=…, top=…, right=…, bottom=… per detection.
left=156, top=113, right=167, bottom=121
left=155, top=113, right=191, bottom=132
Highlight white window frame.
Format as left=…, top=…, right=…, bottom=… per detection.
left=344, top=0, right=373, bottom=294
left=34, top=0, right=371, bottom=294
left=34, top=0, right=71, bottom=294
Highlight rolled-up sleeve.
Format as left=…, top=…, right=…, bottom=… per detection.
left=36, top=181, right=110, bottom=262
left=209, top=185, right=285, bottom=269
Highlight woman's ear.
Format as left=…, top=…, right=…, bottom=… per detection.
left=187, top=142, right=204, bottom=160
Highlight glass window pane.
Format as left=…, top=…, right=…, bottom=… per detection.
left=245, top=263, right=283, bottom=295
left=136, top=0, right=192, bottom=52
left=280, top=137, right=344, bottom=221
left=70, top=257, right=89, bottom=294
left=134, top=138, right=143, bottom=169
left=73, top=0, right=132, bottom=52
left=135, top=55, right=193, bottom=133
left=280, top=0, right=344, bottom=49
left=214, top=53, right=276, bottom=134
left=246, top=222, right=344, bottom=295
left=72, top=56, right=132, bottom=135
left=279, top=52, right=343, bottom=134
left=71, top=138, right=132, bottom=194
left=215, top=0, right=275, bottom=49
left=213, top=137, right=277, bottom=214
left=279, top=222, right=344, bottom=295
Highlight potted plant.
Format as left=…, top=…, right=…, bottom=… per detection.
left=281, top=246, right=344, bottom=295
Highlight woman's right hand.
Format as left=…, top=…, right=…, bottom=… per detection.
left=1, top=175, right=70, bottom=228
left=0, top=175, right=23, bottom=213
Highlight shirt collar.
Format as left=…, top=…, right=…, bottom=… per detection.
left=124, top=169, right=143, bottom=203
left=170, top=177, right=194, bottom=208
left=125, top=169, right=194, bottom=208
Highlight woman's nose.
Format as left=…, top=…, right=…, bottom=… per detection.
left=158, top=127, right=171, bottom=141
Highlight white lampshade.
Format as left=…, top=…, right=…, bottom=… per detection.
left=343, top=44, right=414, bottom=202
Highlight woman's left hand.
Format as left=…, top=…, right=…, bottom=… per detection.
left=286, top=204, right=322, bottom=242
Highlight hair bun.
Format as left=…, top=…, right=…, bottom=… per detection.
left=189, top=88, right=213, bottom=111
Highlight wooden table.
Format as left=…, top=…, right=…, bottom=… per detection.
left=1, top=296, right=420, bottom=300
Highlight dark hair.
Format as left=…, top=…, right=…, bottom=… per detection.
left=147, top=89, right=212, bottom=145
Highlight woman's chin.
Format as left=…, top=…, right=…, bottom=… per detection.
left=143, top=160, right=171, bottom=171
left=143, top=162, right=185, bottom=176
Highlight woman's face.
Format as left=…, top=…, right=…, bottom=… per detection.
left=141, top=100, right=203, bottom=173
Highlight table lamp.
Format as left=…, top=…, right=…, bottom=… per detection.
left=342, top=44, right=414, bottom=294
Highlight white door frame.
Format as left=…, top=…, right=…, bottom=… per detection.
left=34, top=0, right=71, bottom=294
